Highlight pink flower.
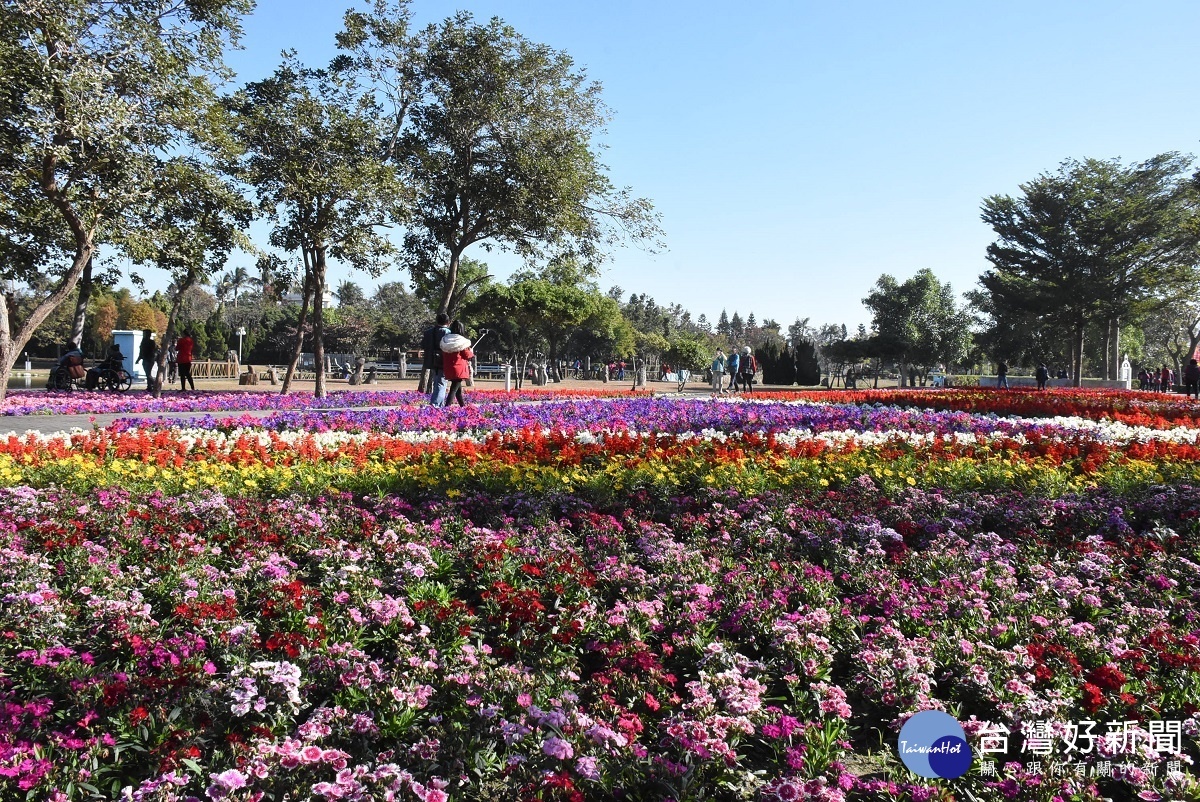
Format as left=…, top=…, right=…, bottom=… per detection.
left=542, top=736, right=574, bottom=760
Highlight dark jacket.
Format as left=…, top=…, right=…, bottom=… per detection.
left=1186, top=364, right=1200, bottom=383
left=421, top=325, right=450, bottom=370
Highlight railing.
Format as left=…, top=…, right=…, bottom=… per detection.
left=187, top=360, right=239, bottom=379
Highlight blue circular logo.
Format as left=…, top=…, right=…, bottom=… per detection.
left=897, top=711, right=973, bottom=779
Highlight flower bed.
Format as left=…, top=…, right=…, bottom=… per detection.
left=2, top=391, right=1199, bottom=801
left=0, top=388, right=631, bottom=417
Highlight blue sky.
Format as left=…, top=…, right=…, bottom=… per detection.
left=212, top=0, right=1200, bottom=331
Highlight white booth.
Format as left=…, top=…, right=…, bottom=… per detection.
left=111, top=329, right=152, bottom=381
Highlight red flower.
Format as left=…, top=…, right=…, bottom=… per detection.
left=1086, top=664, right=1126, bottom=693
left=1081, top=682, right=1105, bottom=714
left=129, top=706, right=149, bottom=725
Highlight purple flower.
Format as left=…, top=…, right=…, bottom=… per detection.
left=542, top=737, right=574, bottom=760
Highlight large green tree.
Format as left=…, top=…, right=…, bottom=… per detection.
left=0, top=0, right=250, bottom=400
left=979, top=155, right=1198, bottom=386
left=125, top=159, right=253, bottom=397
left=863, top=269, right=971, bottom=386
left=338, top=3, right=662, bottom=318
left=224, top=56, right=403, bottom=397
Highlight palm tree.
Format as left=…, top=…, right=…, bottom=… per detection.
left=217, top=266, right=252, bottom=309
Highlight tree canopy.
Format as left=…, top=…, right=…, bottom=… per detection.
left=0, top=0, right=250, bottom=399
left=978, top=155, right=1199, bottom=385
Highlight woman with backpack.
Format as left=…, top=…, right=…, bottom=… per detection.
left=739, top=346, right=758, bottom=393
left=440, top=320, right=474, bottom=408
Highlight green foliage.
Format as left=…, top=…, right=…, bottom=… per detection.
left=340, top=5, right=660, bottom=315
left=793, top=339, right=822, bottom=385
left=757, top=339, right=793, bottom=386
left=0, top=0, right=251, bottom=395
left=864, top=268, right=971, bottom=383
left=664, top=333, right=709, bottom=372
left=978, top=154, right=1200, bottom=383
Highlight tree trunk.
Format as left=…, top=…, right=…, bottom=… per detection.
left=0, top=247, right=94, bottom=402
left=1101, top=319, right=1112, bottom=380
left=1109, top=317, right=1120, bottom=382
left=69, top=255, right=93, bottom=346
left=152, top=268, right=198, bottom=398
left=548, top=332, right=562, bottom=382
left=312, top=247, right=328, bottom=399
left=437, top=250, right=462, bottom=318
left=280, top=267, right=314, bottom=395
left=417, top=367, right=429, bottom=394
left=1073, top=324, right=1086, bottom=388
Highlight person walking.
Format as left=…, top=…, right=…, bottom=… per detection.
left=175, top=330, right=195, bottom=391
left=739, top=346, right=758, bottom=394
left=1035, top=362, right=1049, bottom=391
left=421, top=313, right=451, bottom=406
left=440, top=320, right=474, bottom=408
left=1184, top=359, right=1200, bottom=399
left=726, top=349, right=740, bottom=393
left=711, top=349, right=726, bottom=396
left=1161, top=365, right=1174, bottom=394
left=166, top=339, right=178, bottom=384
left=997, top=360, right=1009, bottom=390
left=138, top=330, right=158, bottom=392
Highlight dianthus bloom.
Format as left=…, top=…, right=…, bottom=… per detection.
left=543, top=736, right=574, bottom=760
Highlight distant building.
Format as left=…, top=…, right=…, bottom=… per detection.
left=281, top=289, right=334, bottom=308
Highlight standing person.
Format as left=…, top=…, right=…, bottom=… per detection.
left=421, top=313, right=451, bottom=406
left=176, top=330, right=195, bottom=391
left=1185, top=359, right=1200, bottom=399
left=138, top=330, right=158, bottom=392
left=166, top=338, right=179, bottom=384
left=1035, top=362, right=1049, bottom=391
left=617, top=360, right=626, bottom=381
left=739, top=346, right=758, bottom=394
left=711, top=349, right=726, bottom=396
left=440, top=320, right=474, bottom=408
left=1161, top=365, right=1173, bottom=394
left=997, top=360, right=1008, bottom=389
left=726, top=349, right=740, bottom=393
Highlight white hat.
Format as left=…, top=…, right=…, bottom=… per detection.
left=743, top=346, right=751, bottom=355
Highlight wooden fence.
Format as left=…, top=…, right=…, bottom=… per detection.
left=188, top=360, right=239, bottom=379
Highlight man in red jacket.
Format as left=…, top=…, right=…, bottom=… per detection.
left=176, top=331, right=195, bottom=391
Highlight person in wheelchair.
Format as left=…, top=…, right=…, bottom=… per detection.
left=49, top=341, right=86, bottom=390
left=86, top=343, right=127, bottom=390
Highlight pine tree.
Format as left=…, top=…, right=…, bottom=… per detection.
left=794, top=340, right=821, bottom=385
left=717, top=310, right=730, bottom=337
left=730, top=312, right=744, bottom=338
left=747, top=312, right=757, bottom=329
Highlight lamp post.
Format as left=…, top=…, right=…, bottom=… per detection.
left=235, top=326, right=247, bottom=362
